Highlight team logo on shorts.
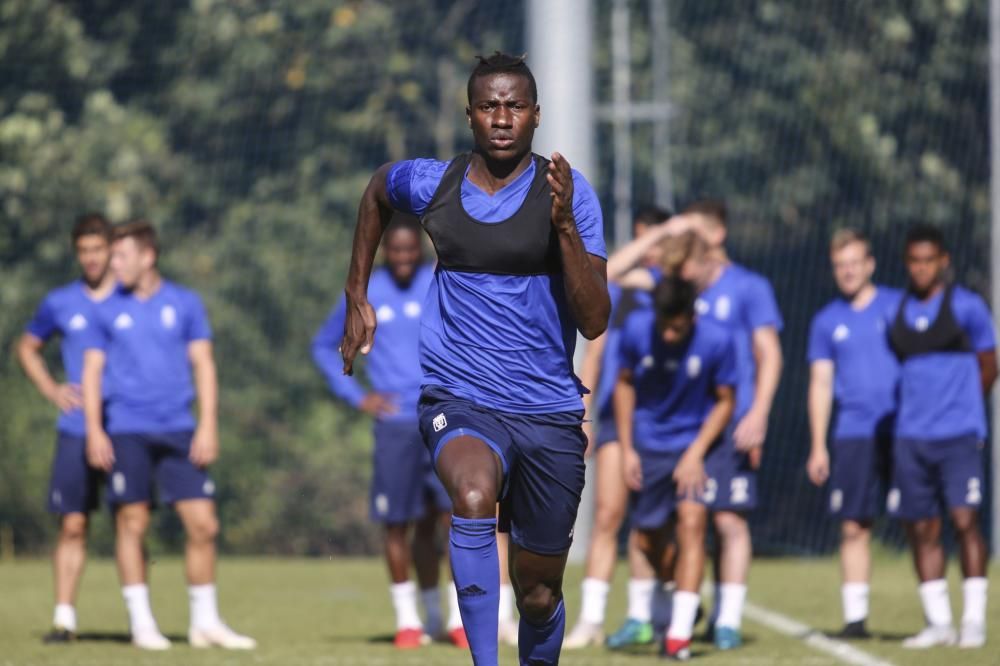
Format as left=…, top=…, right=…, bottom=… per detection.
left=714, top=296, right=731, bottom=321
left=702, top=477, right=718, bottom=503
left=68, top=313, right=88, bottom=330
left=203, top=480, right=215, bottom=496
left=112, top=472, right=127, bottom=496
left=161, top=305, right=177, bottom=329
left=830, top=489, right=843, bottom=512
left=114, top=313, right=134, bottom=330
left=51, top=490, right=63, bottom=507
left=966, top=478, right=982, bottom=505
left=376, top=305, right=395, bottom=323
left=432, top=413, right=448, bottom=432
left=686, top=355, right=702, bottom=378
left=832, top=324, right=849, bottom=342
left=730, top=477, right=749, bottom=504
left=375, top=493, right=389, bottom=516
left=641, top=355, right=655, bottom=369
left=886, top=488, right=901, bottom=513
left=403, top=301, right=422, bottom=318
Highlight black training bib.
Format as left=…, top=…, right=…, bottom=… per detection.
left=889, top=284, right=971, bottom=361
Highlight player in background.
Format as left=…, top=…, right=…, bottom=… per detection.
left=806, top=229, right=900, bottom=638
left=16, top=214, right=116, bottom=642
left=564, top=205, right=671, bottom=650
left=312, top=215, right=465, bottom=649
left=616, top=276, right=737, bottom=660
left=340, top=53, right=609, bottom=666
left=887, top=225, right=996, bottom=649
left=82, top=221, right=255, bottom=651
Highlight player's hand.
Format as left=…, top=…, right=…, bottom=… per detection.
left=806, top=447, right=830, bottom=486
left=547, top=152, right=575, bottom=233
left=583, top=419, right=596, bottom=458
left=47, top=383, right=83, bottom=413
left=340, top=295, right=377, bottom=376
left=623, top=448, right=643, bottom=491
left=86, top=429, right=115, bottom=472
left=733, top=407, right=768, bottom=451
left=189, top=423, right=219, bottom=468
left=359, top=393, right=398, bottom=419
left=749, top=445, right=763, bottom=470
left=673, top=452, right=707, bottom=500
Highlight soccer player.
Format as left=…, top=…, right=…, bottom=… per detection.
left=16, top=213, right=116, bottom=642
left=312, top=214, right=465, bottom=649
left=672, top=213, right=783, bottom=651
left=806, top=229, right=901, bottom=638
left=887, top=225, right=996, bottom=649
left=81, top=221, right=255, bottom=651
left=565, top=205, right=671, bottom=650
left=340, top=53, right=609, bottom=666
left=616, top=276, right=737, bottom=661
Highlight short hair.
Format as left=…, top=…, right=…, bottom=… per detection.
left=653, top=275, right=697, bottom=320
left=384, top=213, right=422, bottom=242
left=830, top=228, right=872, bottom=255
left=633, top=204, right=673, bottom=229
left=661, top=229, right=709, bottom=275
left=682, top=199, right=727, bottom=228
left=71, top=212, right=111, bottom=245
left=905, top=224, right=947, bottom=253
left=112, top=219, right=159, bottom=257
left=467, top=51, right=538, bottom=104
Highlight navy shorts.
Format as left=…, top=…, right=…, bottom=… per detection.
left=703, top=437, right=757, bottom=512
left=371, top=419, right=451, bottom=523
left=418, top=386, right=587, bottom=556
left=107, top=432, right=215, bottom=506
left=48, top=433, right=102, bottom=515
left=828, top=436, right=891, bottom=521
left=630, top=449, right=686, bottom=530
left=888, top=435, right=985, bottom=521
left=594, top=407, right=619, bottom=451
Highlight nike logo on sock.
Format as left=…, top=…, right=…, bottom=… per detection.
left=457, top=584, right=488, bottom=598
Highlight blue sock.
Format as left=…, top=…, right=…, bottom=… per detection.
left=518, top=598, right=565, bottom=665
left=449, top=516, right=499, bottom=666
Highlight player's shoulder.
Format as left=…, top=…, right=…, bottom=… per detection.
left=392, top=157, right=451, bottom=180
left=813, top=298, right=844, bottom=325
left=952, top=283, right=988, bottom=306
left=729, top=262, right=774, bottom=290
left=161, top=279, right=206, bottom=308
left=622, top=304, right=655, bottom=338
left=44, top=280, right=84, bottom=306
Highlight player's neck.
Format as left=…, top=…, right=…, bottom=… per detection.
left=848, top=282, right=876, bottom=310
left=132, top=270, right=163, bottom=301
left=468, top=150, right=533, bottom=194
left=83, top=273, right=116, bottom=301
left=910, top=279, right=945, bottom=302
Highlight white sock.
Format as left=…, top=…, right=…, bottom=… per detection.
left=717, top=583, right=746, bottom=630
left=390, top=581, right=422, bottom=630
left=841, top=583, right=869, bottom=624
left=122, top=584, right=158, bottom=633
left=627, top=578, right=656, bottom=623
left=580, top=577, right=610, bottom=626
left=918, top=579, right=952, bottom=627
left=53, top=604, right=77, bottom=632
left=446, top=583, right=463, bottom=630
left=189, top=584, right=222, bottom=630
left=961, top=577, right=988, bottom=626
left=420, top=587, right=442, bottom=635
left=666, top=591, right=700, bottom=641
left=499, top=583, right=515, bottom=623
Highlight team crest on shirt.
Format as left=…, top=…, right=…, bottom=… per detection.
left=714, top=296, right=732, bottom=321
left=832, top=324, right=849, bottom=342
left=403, top=301, right=422, bottom=318
left=695, top=298, right=710, bottom=315
left=161, top=305, right=177, bottom=329
left=376, top=305, right=395, bottom=323
left=686, top=355, right=702, bottom=378
left=68, top=313, right=88, bottom=330
left=113, top=313, right=134, bottom=330
left=914, top=316, right=930, bottom=331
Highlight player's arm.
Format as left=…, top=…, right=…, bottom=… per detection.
left=978, top=350, right=998, bottom=394
left=547, top=153, right=610, bottom=340
left=188, top=340, right=219, bottom=467
left=675, top=384, right=735, bottom=499
left=613, top=367, right=641, bottom=491
left=15, top=333, right=82, bottom=413
left=342, top=163, right=398, bottom=375
left=605, top=216, right=688, bottom=282
left=806, top=360, right=834, bottom=486
left=733, top=325, right=783, bottom=453
left=579, top=331, right=607, bottom=456
left=82, top=349, right=114, bottom=471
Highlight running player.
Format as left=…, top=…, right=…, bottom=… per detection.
left=312, top=214, right=465, bottom=649
left=81, top=221, right=255, bottom=651
left=806, top=229, right=900, bottom=638
left=340, top=53, right=609, bottom=666
left=16, top=213, right=115, bottom=642
left=617, top=276, right=737, bottom=660
left=887, top=225, right=996, bottom=649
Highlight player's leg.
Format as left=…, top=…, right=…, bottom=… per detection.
left=421, top=463, right=467, bottom=645
left=665, top=500, right=708, bottom=660
left=496, top=530, right=519, bottom=645
left=711, top=510, right=750, bottom=649
left=838, top=520, right=872, bottom=636
left=510, top=543, right=571, bottom=660
left=411, top=513, right=442, bottom=637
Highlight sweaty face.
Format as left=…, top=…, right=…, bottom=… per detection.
left=467, top=73, right=539, bottom=162
left=831, top=241, right=874, bottom=298
left=384, top=228, right=423, bottom=285
left=658, top=312, right=695, bottom=346
left=905, top=241, right=948, bottom=295
left=110, top=237, right=154, bottom=289
left=75, top=234, right=111, bottom=286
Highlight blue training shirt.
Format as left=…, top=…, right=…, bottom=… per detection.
left=895, top=285, right=996, bottom=441
left=312, top=264, right=432, bottom=422
left=386, top=157, right=607, bottom=414
left=618, top=309, right=738, bottom=453
left=83, top=280, right=212, bottom=434
left=24, top=280, right=109, bottom=436
left=807, top=286, right=901, bottom=440
left=695, top=263, right=783, bottom=419
left=595, top=284, right=654, bottom=420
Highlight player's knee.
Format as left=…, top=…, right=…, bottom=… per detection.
left=713, top=512, right=748, bottom=540
left=60, top=514, right=88, bottom=542
left=593, top=501, right=625, bottom=534
left=187, top=514, right=219, bottom=544
left=841, top=520, right=870, bottom=543
left=676, top=509, right=707, bottom=542
left=116, top=507, right=150, bottom=537
left=951, top=509, right=980, bottom=536
left=451, top=480, right=496, bottom=518
left=519, top=584, right=559, bottom=624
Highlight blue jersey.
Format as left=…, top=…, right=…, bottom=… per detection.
left=895, top=286, right=996, bottom=440
left=807, top=287, right=901, bottom=440
left=24, top=280, right=109, bottom=436
left=312, top=264, right=432, bottom=422
left=386, top=157, right=606, bottom=414
left=84, top=280, right=212, bottom=434
left=619, top=310, right=738, bottom=453
left=695, top=263, right=783, bottom=419
left=595, top=285, right=653, bottom=419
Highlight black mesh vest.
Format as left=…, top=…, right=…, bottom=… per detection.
left=420, top=152, right=561, bottom=276
left=889, top=284, right=971, bottom=361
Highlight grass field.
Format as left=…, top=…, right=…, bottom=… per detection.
left=0, top=553, right=997, bottom=665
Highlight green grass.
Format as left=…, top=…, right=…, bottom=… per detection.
left=0, top=554, right=997, bottom=665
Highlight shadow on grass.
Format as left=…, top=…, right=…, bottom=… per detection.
left=61, top=631, right=187, bottom=644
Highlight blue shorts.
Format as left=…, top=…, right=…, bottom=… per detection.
left=593, top=404, right=619, bottom=450
left=630, top=449, right=685, bottom=530
left=371, top=420, right=451, bottom=523
left=828, top=436, right=891, bottom=521
left=888, top=435, right=985, bottom=521
left=703, top=437, right=757, bottom=512
left=48, top=433, right=102, bottom=515
left=418, top=386, right=587, bottom=556
left=107, top=432, right=215, bottom=506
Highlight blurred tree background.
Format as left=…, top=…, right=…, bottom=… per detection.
left=0, top=0, right=990, bottom=556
